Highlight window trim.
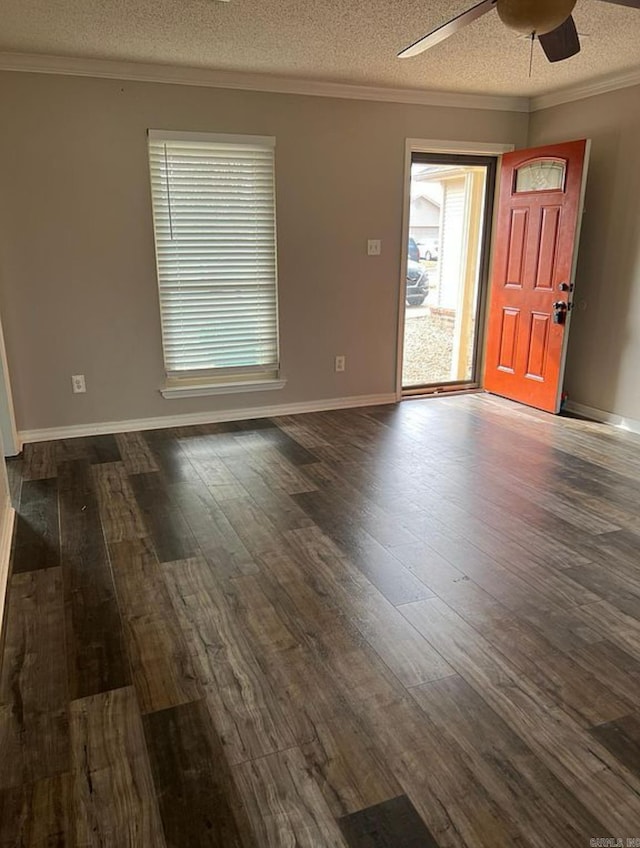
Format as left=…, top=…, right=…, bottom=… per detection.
left=147, top=129, right=281, bottom=394
left=160, top=376, right=287, bottom=399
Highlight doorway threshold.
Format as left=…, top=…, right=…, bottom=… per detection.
left=402, top=383, right=481, bottom=400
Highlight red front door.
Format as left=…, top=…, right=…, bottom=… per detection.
left=483, top=140, right=589, bottom=413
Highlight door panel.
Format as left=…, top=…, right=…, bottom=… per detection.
left=526, top=313, right=550, bottom=379
left=498, top=308, right=519, bottom=372
left=506, top=208, right=528, bottom=285
left=484, top=140, right=589, bottom=413
left=536, top=206, right=561, bottom=289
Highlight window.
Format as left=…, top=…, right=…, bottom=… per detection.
left=148, top=130, right=281, bottom=396
left=514, top=158, right=566, bottom=193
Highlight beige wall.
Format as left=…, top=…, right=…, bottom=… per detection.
left=0, top=71, right=528, bottom=432
left=529, top=84, right=640, bottom=422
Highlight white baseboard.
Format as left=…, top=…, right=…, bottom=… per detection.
left=564, top=400, right=640, bottom=436
left=18, top=392, right=397, bottom=445
left=0, top=504, right=16, bottom=646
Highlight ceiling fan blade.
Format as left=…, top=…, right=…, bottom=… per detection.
left=398, top=0, right=497, bottom=59
left=597, top=0, right=640, bottom=7
left=538, top=15, right=581, bottom=63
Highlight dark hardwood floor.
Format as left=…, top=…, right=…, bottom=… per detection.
left=1, top=393, right=640, bottom=846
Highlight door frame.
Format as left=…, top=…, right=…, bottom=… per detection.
left=0, top=318, right=18, bottom=457
left=556, top=139, right=591, bottom=411
left=396, top=138, right=515, bottom=401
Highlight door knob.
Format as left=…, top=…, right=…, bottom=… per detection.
left=552, top=301, right=568, bottom=325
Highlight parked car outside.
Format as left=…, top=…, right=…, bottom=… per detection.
left=408, top=237, right=420, bottom=263
left=406, top=259, right=430, bottom=306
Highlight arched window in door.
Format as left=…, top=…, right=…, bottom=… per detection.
left=514, top=158, right=566, bottom=193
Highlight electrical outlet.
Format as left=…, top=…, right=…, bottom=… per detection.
left=72, top=374, right=86, bottom=394
left=335, top=355, right=346, bottom=373
left=367, top=239, right=381, bottom=256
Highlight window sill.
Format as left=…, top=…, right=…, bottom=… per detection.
left=160, top=377, right=287, bottom=400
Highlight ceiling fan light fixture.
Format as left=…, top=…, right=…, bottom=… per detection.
left=496, top=0, right=577, bottom=35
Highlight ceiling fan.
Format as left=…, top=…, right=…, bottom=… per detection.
left=398, top=0, right=640, bottom=64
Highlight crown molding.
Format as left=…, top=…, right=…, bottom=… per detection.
left=0, top=51, right=530, bottom=113
left=2, top=49, right=640, bottom=116
left=530, top=66, right=640, bottom=111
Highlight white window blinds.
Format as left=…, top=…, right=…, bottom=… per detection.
left=148, top=131, right=279, bottom=379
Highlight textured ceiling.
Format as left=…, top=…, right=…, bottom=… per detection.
left=0, top=0, right=639, bottom=97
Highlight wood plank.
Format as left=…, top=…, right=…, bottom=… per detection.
left=389, top=540, right=562, bottom=662
left=503, top=645, right=633, bottom=728
left=217, top=496, right=287, bottom=558
left=108, top=535, right=172, bottom=618
left=168, top=481, right=259, bottom=578
left=108, top=538, right=201, bottom=714
left=346, top=690, right=525, bottom=847
left=565, top=559, right=640, bottom=619
left=88, top=434, right=122, bottom=464
left=122, top=613, right=201, bottom=715
left=233, top=747, right=347, bottom=847
left=590, top=714, right=640, bottom=780
left=58, top=459, right=130, bottom=700
left=248, top=559, right=405, bottom=708
left=339, top=795, right=440, bottom=848
left=162, top=556, right=296, bottom=764
left=284, top=527, right=452, bottom=687
left=224, top=575, right=403, bottom=817
left=92, top=461, right=147, bottom=543
left=399, top=494, right=599, bottom=608
left=0, top=773, right=72, bottom=848
left=115, top=431, right=160, bottom=474
left=294, top=476, right=419, bottom=549
left=222, top=455, right=314, bottom=532
left=425, top=462, right=594, bottom=571
left=21, top=441, right=57, bottom=482
left=226, top=573, right=503, bottom=846
left=231, top=431, right=320, bottom=495
left=476, top=457, right=621, bottom=537
left=142, top=429, right=199, bottom=482
left=143, top=699, right=252, bottom=847
left=573, top=599, right=640, bottom=658
left=182, top=448, right=244, bottom=491
left=70, top=686, right=166, bottom=847
left=129, top=471, right=200, bottom=562
left=11, top=478, right=60, bottom=574
left=55, top=437, right=92, bottom=463
left=411, top=675, right=610, bottom=845
left=399, top=597, right=640, bottom=835
left=390, top=547, right=617, bottom=723
left=291, top=492, right=432, bottom=605
left=271, top=414, right=331, bottom=449
left=55, top=435, right=122, bottom=465
left=568, top=640, right=640, bottom=706
left=393, top=523, right=599, bottom=651
left=0, top=568, right=68, bottom=789
left=256, top=425, right=320, bottom=466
